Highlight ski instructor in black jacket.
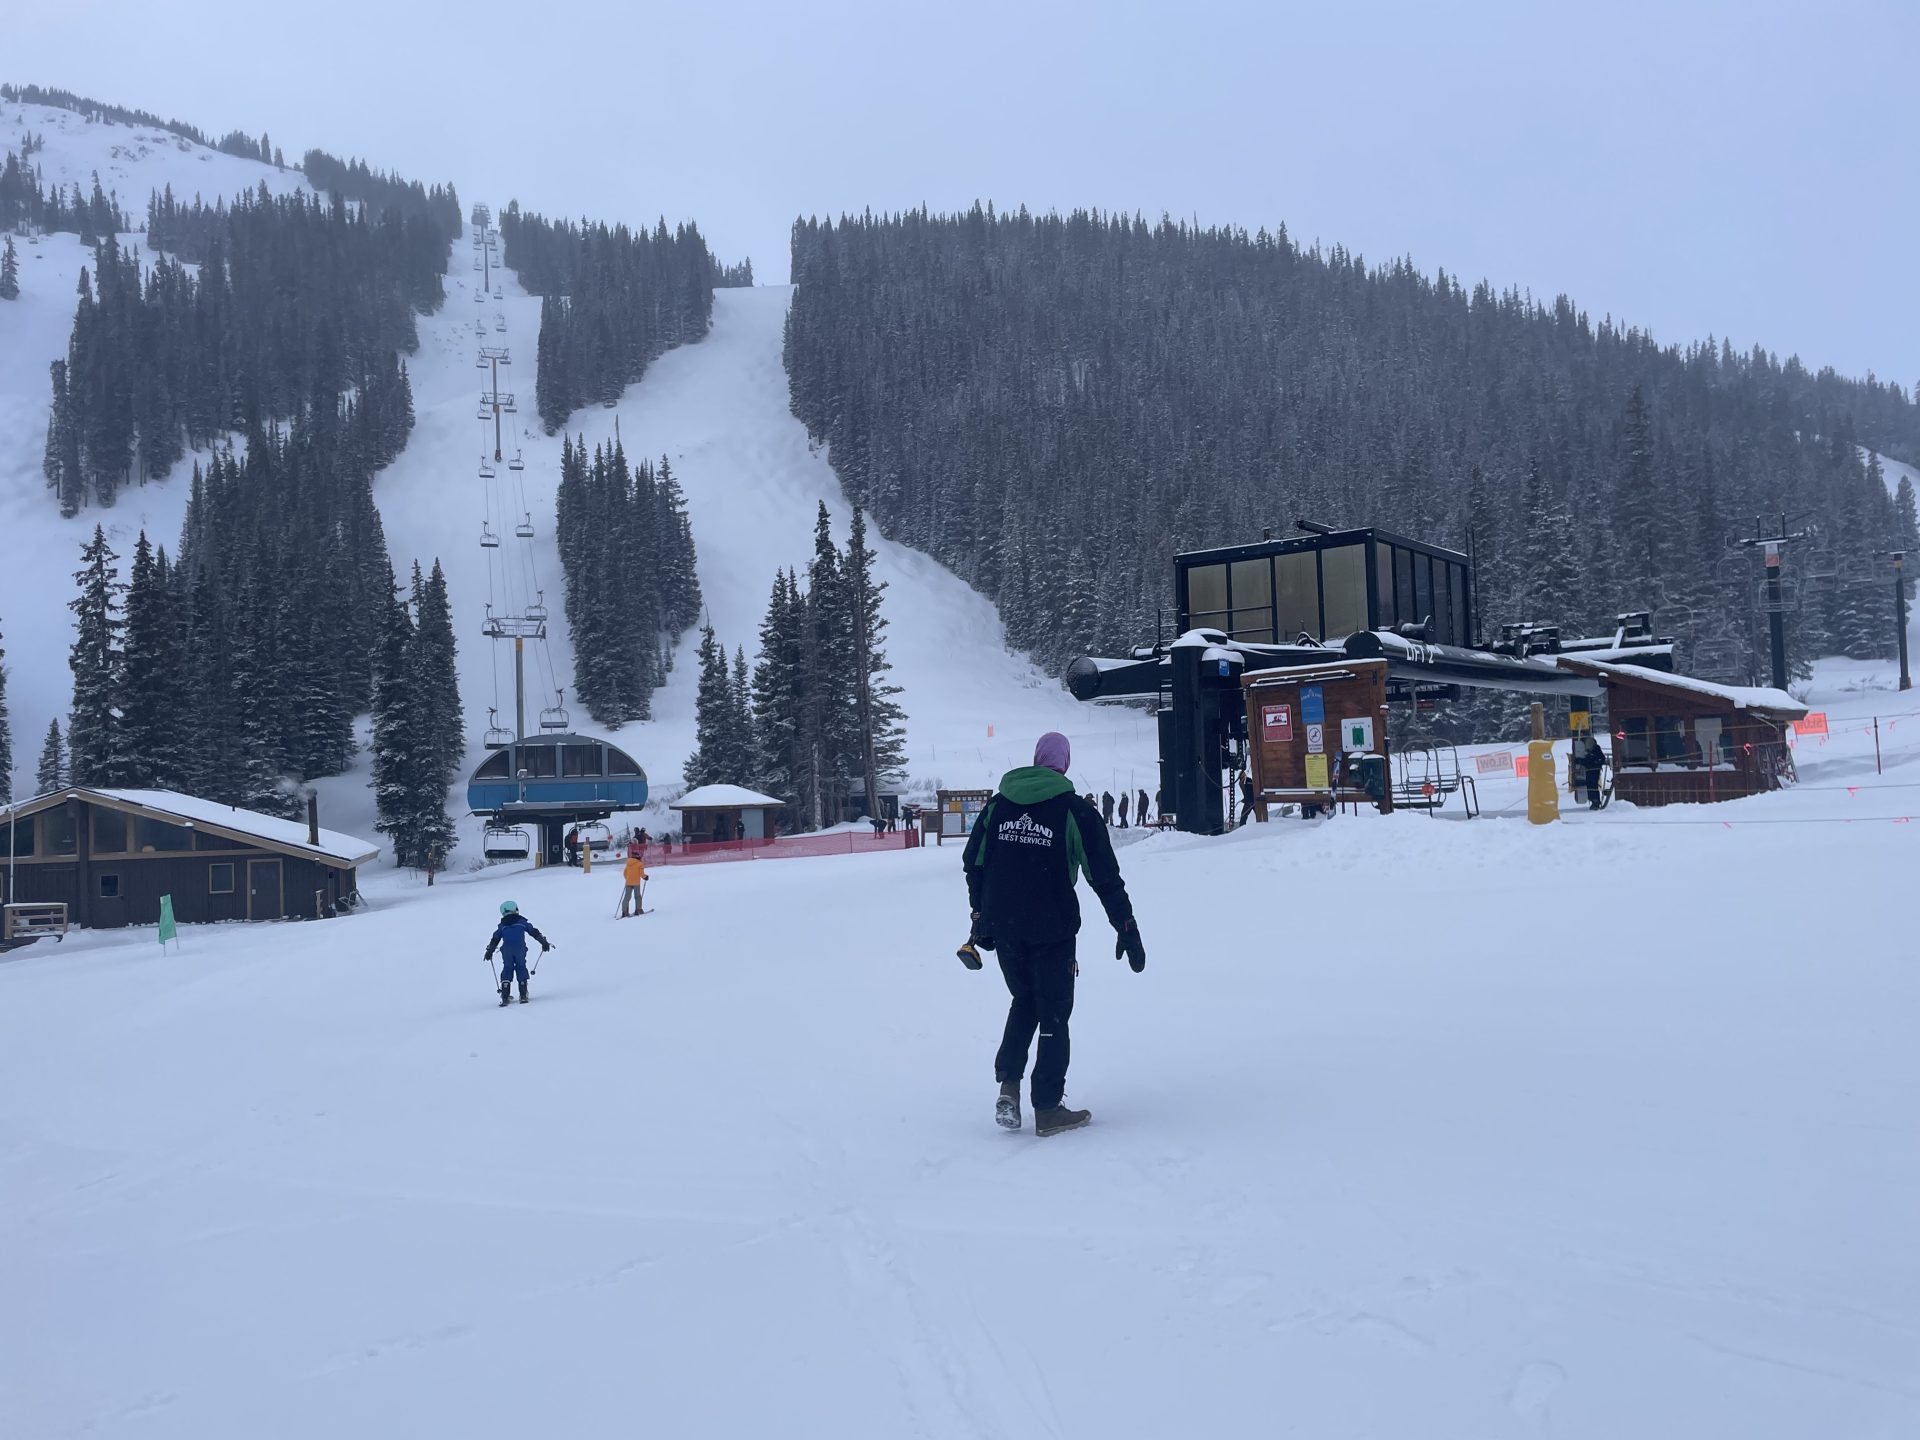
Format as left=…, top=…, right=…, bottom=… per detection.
left=963, top=731, right=1144, bottom=1136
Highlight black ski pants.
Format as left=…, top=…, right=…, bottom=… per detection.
left=994, top=937, right=1078, bottom=1110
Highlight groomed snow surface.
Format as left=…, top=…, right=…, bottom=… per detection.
left=6, top=655, right=1919, bottom=1440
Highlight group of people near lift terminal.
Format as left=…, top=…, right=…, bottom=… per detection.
left=1089, top=786, right=1157, bottom=829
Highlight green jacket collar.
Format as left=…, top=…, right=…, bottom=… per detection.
left=998, top=765, right=1075, bottom=804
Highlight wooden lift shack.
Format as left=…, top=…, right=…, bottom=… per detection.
left=1244, top=658, right=1393, bottom=818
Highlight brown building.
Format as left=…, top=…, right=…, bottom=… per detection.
left=1557, top=658, right=1808, bottom=806
left=669, top=784, right=786, bottom=844
left=0, top=788, right=378, bottom=929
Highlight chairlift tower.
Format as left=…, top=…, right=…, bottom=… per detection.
left=1737, top=514, right=1815, bottom=690
left=477, top=346, right=513, bottom=460
left=481, top=605, right=549, bottom=741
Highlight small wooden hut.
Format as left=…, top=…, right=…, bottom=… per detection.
left=1557, top=658, right=1808, bottom=806
left=669, top=785, right=786, bottom=844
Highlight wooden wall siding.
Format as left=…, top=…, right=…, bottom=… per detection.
left=5, top=796, right=358, bottom=928
left=1603, top=683, right=1794, bottom=807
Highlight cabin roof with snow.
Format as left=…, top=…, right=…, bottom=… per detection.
left=669, top=785, right=786, bottom=811
left=1554, top=658, right=1808, bottom=721
left=3, top=788, right=380, bottom=868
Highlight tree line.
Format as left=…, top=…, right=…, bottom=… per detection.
left=685, top=502, right=905, bottom=829
left=497, top=202, right=720, bottom=430
left=0, top=149, right=128, bottom=238
left=2, top=84, right=234, bottom=150
left=554, top=437, right=702, bottom=725
left=44, top=185, right=442, bottom=513
left=55, top=355, right=413, bottom=815
left=299, top=151, right=461, bottom=237
left=784, top=207, right=1920, bottom=685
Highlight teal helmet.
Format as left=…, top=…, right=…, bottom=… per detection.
left=499, top=900, right=519, bottom=916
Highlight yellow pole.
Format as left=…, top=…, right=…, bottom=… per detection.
left=1527, top=701, right=1559, bottom=824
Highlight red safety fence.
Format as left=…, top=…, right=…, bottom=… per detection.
left=643, top=829, right=922, bottom=867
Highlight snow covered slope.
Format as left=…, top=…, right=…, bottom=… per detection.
left=4, top=655, right=1916, bottom=1439
left=0, top=102, right=308, bottom=798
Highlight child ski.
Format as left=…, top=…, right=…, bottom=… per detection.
left=484, top=900, right=553, bottom=1005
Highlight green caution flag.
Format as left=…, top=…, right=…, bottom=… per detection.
left=157, top=894, right=177, bottom=947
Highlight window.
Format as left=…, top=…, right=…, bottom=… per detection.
left=1374, top=543, right=1395, bottom=627
left=1654, top=715, right=1689, bottom=764
left=522, top=746, right=558, bottom=779
left=1617, top=718, right=1651, bottom=766
left=1394, top=548, right=1415, bottom=628
left=42, top=808, right=77, bottom=856
left=1413, top=553, right=1433, bottom=630
left=133, top=817, right=193, bottom=853
left=1274, top=551, right=1319, bottom=640
left=1229, top=558, right=1273, bottom=640
left=1450, top=566, right=1469, bottom=645
left=1432, top=560, right=1454, bottom=646
left=1186, top=563, right=1228, bottom=630
left=0, top=820, right=34, bottom=857
left=605, top=748, right=641, bottom=777
left=1321, top=544, right=1369, bottom=639
left=474, top=749, right=512, bottom=781
left=92, top=810, right=130, bottom=853
left=195, top=831, right=243, bottom=850
left=562, top=744, right=602, bottom=778
left=98, top=873, right=121, bottom=898
left=209, top=862, right=236, bottom=894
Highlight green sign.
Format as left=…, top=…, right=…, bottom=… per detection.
left=157, top=894, right=177, bottom=946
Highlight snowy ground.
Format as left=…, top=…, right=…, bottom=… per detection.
left=4, top=654, right=1917, bottom=1440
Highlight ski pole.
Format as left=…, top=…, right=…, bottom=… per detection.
left=532, top=945, right=552, bottom=976
left=485, top=952, right=499, bottom=988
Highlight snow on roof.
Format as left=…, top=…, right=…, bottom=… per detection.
left=669, top=784, right=786, bottom=810
left=1555, top=659, right=1807, bottom=716
left=84, top=789, right=380, bottom=866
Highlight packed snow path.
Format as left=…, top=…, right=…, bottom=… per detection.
left=6, top=722, right=1919, bottom=1438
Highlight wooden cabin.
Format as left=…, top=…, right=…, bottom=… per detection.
left=669, top=785, right=786, bottom=845
left=1557, top=659, right=1808, bottom=806
left=0, top=789, right=378, bottom=930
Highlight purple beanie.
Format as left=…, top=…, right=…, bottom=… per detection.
left=1034, top=731, right=1071, bottom=774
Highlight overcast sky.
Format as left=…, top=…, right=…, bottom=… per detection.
left=14, top=0, right=1916, bottom=383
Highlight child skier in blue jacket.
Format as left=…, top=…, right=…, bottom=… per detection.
left=484, top=900, right=553, bottom=1005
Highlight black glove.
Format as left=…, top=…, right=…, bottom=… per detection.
left=969, top=911, right=996, bottom=952
left=1115, top=918, right=1146, bottom=972
left=542, top=943, right=553, bottom=953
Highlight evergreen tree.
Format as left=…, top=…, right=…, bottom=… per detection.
left=800, top=503, right=849, bottom=826
left=842, top=505, right=906, bottom=816
left=119, top=535, right=192, bottom=788
left=729, top=646, right=756, bottom=785
left=0, top=235, right=18, bottom=300
left=1895, top=476, right=1920, bottom=591
left=750, top=570, right=803, bottom=801
left=684, top=624, right=734, bottom=788
left=67, top=526, right=128, bottom=786
left=37, top=719, right=68, bottom=794
left=414, top=560, right=463, bottom=783
left=370, top=580, right=418, bottom=862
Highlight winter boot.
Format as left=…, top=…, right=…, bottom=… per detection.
left=1034, top=1102, right=1091, bottom=1137
left=518, top=979, right=530, bottom=1004
left=996, top=1080, right=1022, bottom=1130
left=498, top=983, right=512, bottom=1007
